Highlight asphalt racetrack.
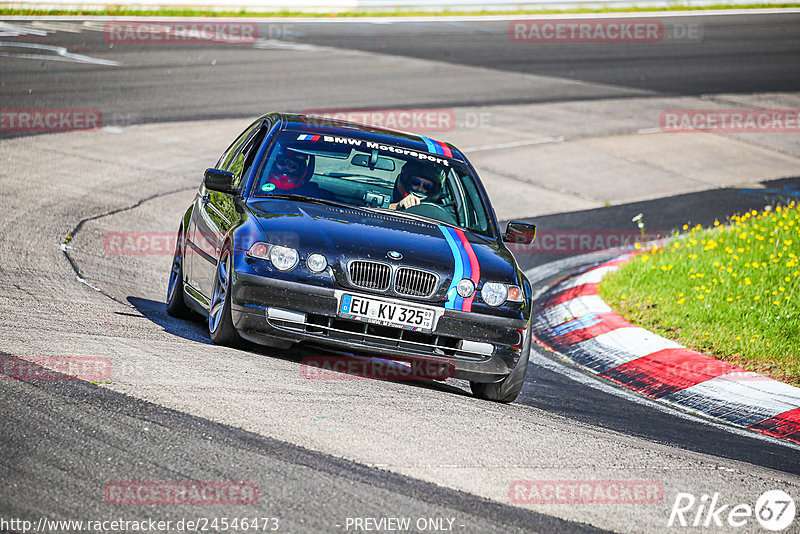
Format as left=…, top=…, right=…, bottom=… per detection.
left=1, top=12, right=800, bottom=534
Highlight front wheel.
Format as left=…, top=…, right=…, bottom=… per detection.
left=470, top=327, right=531, bottom=403
left=208, top=248, right=242, bottom=347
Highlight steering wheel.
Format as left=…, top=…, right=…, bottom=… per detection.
left=403, top=202, right=458, bottom=225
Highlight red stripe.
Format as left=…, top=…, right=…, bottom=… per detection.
left=455, top=229, right=480, bottom=312
left=547, top=312, right=632, bottom=349
left=311, top=135, right=321, bottom=141
left=437, top=141, right=453, bottom=158
left=600, top=349, right=742, bottom=398
left=748, top=408, right=800, bottom=443
left=539, top=283, right=599, bottom=311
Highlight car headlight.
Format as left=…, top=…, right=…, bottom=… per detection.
left=306, top=253, right=328, bottom=273
left=480, top=282, right=508, bottom=307
left=456, top=278, right=475, bottom=298
left=269, top=245, right=299, bottom=271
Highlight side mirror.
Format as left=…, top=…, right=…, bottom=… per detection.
left=504, top=221, right=537, bottom=245
left=204, top=168, right=237, bottom=194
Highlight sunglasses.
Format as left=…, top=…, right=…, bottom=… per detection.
left=409, top=177, right=435, bottom=192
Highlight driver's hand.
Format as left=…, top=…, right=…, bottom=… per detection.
left=396, top=194, right=421, bottom=210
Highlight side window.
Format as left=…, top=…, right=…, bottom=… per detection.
left=458, top=171, right=489, bottom=234
left=216, top=121, right=261, bottom=172
left=231, top=126, right=269, bottom=188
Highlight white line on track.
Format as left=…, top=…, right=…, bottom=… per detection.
left=0, top=41, right=120, bottom=66
left=463, top=136, right=564, bottom=153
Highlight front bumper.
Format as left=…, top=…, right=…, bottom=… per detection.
left=231, top=271, right=528, bottom=382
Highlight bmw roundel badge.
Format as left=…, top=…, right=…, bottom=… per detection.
left=387, top=251, right=403, bottom=260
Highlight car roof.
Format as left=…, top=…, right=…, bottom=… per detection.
left=264, top=112, right=467, bottom=164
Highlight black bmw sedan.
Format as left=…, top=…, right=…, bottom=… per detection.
left=167, top=112, right=537, bottom=402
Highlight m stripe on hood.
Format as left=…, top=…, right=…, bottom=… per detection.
left=440, top=225, right=480, bottom=312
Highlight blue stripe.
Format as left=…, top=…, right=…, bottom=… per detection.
left=439, top=226, right=464, bottom=310
left=457, top=237, right=471, bottom=282
left=420, top=136, right=441, bottom=156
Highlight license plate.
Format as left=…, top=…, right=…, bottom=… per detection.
left=339, top=294, right=435, bottom=332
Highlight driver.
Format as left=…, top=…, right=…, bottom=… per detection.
left=262, top=149, right=332, bottom=199
left=389, top=161, right=445, bottom=210
left=266, top=150, right=310, bottom=190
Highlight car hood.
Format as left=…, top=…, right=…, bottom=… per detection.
left=246, top=199, right=518, bottom=285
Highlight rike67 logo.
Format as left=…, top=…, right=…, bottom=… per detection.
left=668, top=490, right=795, bottom=531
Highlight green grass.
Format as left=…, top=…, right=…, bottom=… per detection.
left=599, top=203, right=800, bottom=386
left=3, top=4, right=800, bottom=17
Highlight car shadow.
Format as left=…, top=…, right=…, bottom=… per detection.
left=126, top=296, right=213, bottom=345
left=127, top=296, right=470, bottom=397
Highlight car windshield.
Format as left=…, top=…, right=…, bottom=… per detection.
left=251, top=130, right=494, bottom=236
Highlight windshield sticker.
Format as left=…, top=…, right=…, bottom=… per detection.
left=420, top=135, right=453, bottom=158
left=261, top=183, right=276, bottom=192
left=297, top=133, right=451, bottom=166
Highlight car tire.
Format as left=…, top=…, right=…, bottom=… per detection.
left=166, top=226, right=192, bottom=318
left=208, top=247, right=242, bottom=347
left=470, top=326, right=531, bottom=403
